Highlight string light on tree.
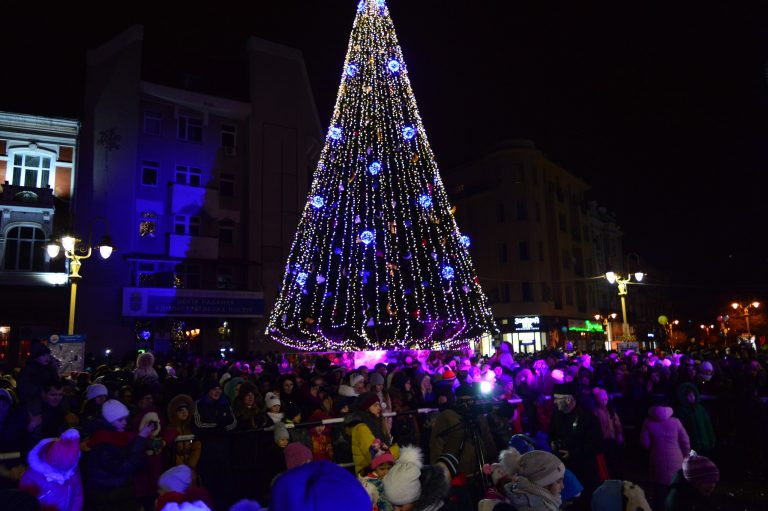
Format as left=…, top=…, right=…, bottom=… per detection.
left=266, top=0, right=496, bottom=351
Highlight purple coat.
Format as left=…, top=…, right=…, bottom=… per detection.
left=640, top=406, right=690, bottom=485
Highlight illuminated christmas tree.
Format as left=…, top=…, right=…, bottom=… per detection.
left=267, top=0, right=496, bottom=351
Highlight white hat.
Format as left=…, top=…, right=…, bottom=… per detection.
left=265, top=392, right=281, bottom=409
left=102, top=399, right=129, bottom=423
left=158, top=464, right=193, bottom=493
left=350, top=373, right=365, bottom=388
left=86, top=383, right=108, bottom=401
left=518, top=451, right=565, bottom=487
left=383, top=446, right=423, bottom=505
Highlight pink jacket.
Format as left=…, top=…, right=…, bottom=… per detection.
left=19, top=439, right=83, bottom=511
left=640, top=406, right=690, bottom=485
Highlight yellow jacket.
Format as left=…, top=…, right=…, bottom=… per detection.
left=351, top=422, right=400, bottom=475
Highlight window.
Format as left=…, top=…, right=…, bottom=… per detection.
left=221, top=124, right=236, bottom=155
left=565, top=285, right=574, bottom=306
left=220, top=173, right=235, bottom=197
left=559, top=213, right=567, bottom=233
left=175, top=165, right=202, bottom=186
left=501, top=284, right=510, bottom=303
left=177, top=115, right=202, bottom=142
left=219, top=221, right=234, bottom=244
left=174, top=263, right=201, bottom=289
left=521, top=282, right=533, bottom=302
left=562, top=249, right=570, bottom=269
left=139, top=211, right=158, bottom=238
left=499, top=243, right=507, bottom=263
left=541, top=282, right=552, bottom=301
left=174, top=215, right=201, bottom=236
left=144, top=111, right=161, bottom=136
left=136, top=262, right=157, bottom=287
left=496, top=202, right=505, bottom=223
left=141, top=161, right=159, bottom=186
left=516, top=200, right=528, bottom=221
left=3, top=226, right=46, bottom=271
left=217, top=266, right=234, bottom=289
left=10, top=153, right=52, bottom=188
left=519, top=241, right=529, bottom=261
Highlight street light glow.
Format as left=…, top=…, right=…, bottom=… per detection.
left=605, top=271, right=617, bottom=284
left=634, top=272, right=644, bottom=282
left=61, top=236, right=76, bottom=252
left=46, top=243, right=60, bottom=258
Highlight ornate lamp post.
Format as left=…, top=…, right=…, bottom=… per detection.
left=730, top=301, right=760, bottom=337
left=605, top=271, right=644, bottom=340
left=47, top=220, right=114, bottom=335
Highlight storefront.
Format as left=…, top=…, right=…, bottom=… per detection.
left=502, top=315, right=548, bottom=354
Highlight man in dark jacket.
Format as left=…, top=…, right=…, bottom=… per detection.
left=194, top=378, right=237, bottom=510
left=549, top=381, right=603, bottom=506
left=16, top=341, right=58, bottom=415
left=2, top=379, right=67, bottom=454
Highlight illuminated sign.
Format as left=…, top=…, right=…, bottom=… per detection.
left=568, top=320, right=604, bottom=332
left=514, top=316, right=541, bottom=331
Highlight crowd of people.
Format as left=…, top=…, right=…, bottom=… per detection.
left=0, top=338, right=766, bottom=510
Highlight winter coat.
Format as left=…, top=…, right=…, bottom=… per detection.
left=165, top=394, right=202, bottom=470
left=429, top=407, right=498, bottom=476
left=549, top=406, right=603, bottom=491
left=193, top=394, right=236, bottom=507
left=310, top=429, right=334, bottom=461
left=674, top=383, right=715, bottom=453
left=19, top=438, right=84, bottom=511
left=85, top=421, right=148, bottom=489
left=350, top=418, right=400, bottom=474
left=665, top=469, right=716, bottom=510
left=640, top=406, right=690, bottom=485
left=16, top=360, right=58, bottom=413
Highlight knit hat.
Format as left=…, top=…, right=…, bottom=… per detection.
left=86, top=383, right=108, bottom=401
left=383, top=446, right=423, bottom=505
left=371, top=451, right=395, bottom=469
left=441, top=368, right=457, bottom=382
left=159, top=502, right=211, bottom=511
left=517, top=450, right=565, bottom=487
left=29, top=341, right=50, bottom=359
left=682, top=452, right=720, bottom=485
left=435, top=453, right=459, bottom=479
left=33, top=428, right=81, bottom=472
left=700, top=361, right=714, bottom=372
left=265, top=392, right=281, bottom=409
left=591, top=480, right=652, bottom=511
left=274, top=422, right=289, bottom=442
left=370, top=372, right=385, bottom=386
left=285, top=442, right=313, bottom=470
left=229, top=500, right=263, bottom=511
left=349, top=373, right=365, bottom=388
left=102, top=399, right=129, bottom=423
left=201, top=378, right=222, bottom=395
left=271, top=460, right=371, bottom=511
left=553, top=381, right=577, bottom=397
left=354, top=391, right=380, bottom=412
left=158, top=464, right=193, bottom=493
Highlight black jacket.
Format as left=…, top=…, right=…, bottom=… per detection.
left=85, top=420, right=148, bottom=489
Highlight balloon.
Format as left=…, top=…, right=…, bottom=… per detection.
left=658, top=315, right=669, bottom=325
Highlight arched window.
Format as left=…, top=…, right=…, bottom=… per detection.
left=4, top=226, right=46, bottom=270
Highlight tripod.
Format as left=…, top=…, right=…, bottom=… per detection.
left=434, top=407, right=490, bottom=492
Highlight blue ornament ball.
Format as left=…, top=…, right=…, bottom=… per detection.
left=346, top=64, right=359, bottom=77
left=368, top=161, right=382, bottom=175
left=330, top=127, right=342, bottom=140
left=360, top=230, right=375, bottom=245
left=388, top=59, right=401, bottom=73
left=402, top=125, right=416, bottom=140
left=297, top=272, right=308, bottom=287
left=442, top=266, right=455, bottom=281
left=418, top=194, right=432, bottom=208
left=460, top=235, right=471, bottom=247
left=311, top=195, right=325, bottom=209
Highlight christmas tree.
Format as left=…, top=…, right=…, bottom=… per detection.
left=267, top=0, right=496, bottom=351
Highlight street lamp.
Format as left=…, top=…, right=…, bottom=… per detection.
left=604, top=271, right=644, bottom=341
left=730, top=301, right=760, bottom=337
left=594, top=313, right=618, bottom=350
left=47, top=220, right=114, bottom=335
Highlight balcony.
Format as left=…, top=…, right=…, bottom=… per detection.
left=0, top=182, right=54, bottom=209
left=168, top=234, right=219, bottom=260
left=169, top=182, right=219, bottom=217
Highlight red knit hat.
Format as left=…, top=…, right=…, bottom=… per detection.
left=442, top=368, right=457, bottom=382
left=43, top=428, right=81, bottom=472
left=371, top=451, right=395, bottom=469
left=285, top=442, right=313, bottom=470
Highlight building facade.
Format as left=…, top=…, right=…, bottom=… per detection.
left=445, top=140, right=601, bottom=352
left=0, top=112, right=77, bottom=363
left=75, top=26, right=322, bottom=357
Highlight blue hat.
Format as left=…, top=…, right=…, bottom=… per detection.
left=271, top=460, right=370, bottom=511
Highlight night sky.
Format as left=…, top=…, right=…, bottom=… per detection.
left=2, top=1, right=767, bottom=321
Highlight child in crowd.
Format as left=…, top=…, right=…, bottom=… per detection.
left=360, top=445, right=395, bottom=511
left=309, top=410, right=334, bottom=461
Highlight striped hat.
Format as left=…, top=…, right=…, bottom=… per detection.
left=682, top=452, right=719, bottom=485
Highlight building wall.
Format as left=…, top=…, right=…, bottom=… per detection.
left=445, top=140, right=595, bottom=349
left=76, top=27, right=321, bottom=357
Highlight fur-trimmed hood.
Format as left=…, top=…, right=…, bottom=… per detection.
left=27, top=437, right=80, bottom=484
left=338, top=384, right=359, bottom=397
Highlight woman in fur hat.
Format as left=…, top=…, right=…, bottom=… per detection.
left=165, top=394, right=202, bottom=478
left=382, top=445, right=450, bottom=511
left=499, top=450, right=566, bottom=511
left=134, top=351, right=159, bottom=386
left=19, top=428, right=83, bottom=511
